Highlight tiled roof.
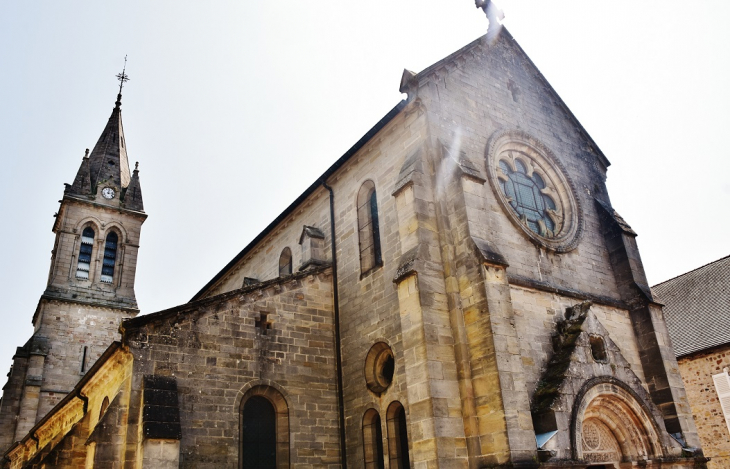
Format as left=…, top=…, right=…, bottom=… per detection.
left=653, top=255, right=730, bottom=357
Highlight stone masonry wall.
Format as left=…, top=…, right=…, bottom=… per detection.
left=416, top=34, right=620, bottom=303
left=678, top=346, right=730, bottom=469
left=329, top=109, right=426, bottom=466
left=123, top=268, right=340, bottom=469
left=509, top=286, right=646, bottom=399
left=200, top=103, right=428, bottom=467
left=33, top=299, right=136, bottom=420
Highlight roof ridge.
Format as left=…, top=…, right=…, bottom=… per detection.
left=412, top=26, right=611, bottom=170
left=652, top=253, right=730, bottom=288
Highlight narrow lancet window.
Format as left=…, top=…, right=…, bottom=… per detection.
left=357, top=181, right=382, bottom=274
left=76, top=227, right=95, bottom=279
left=387, top=402, right=411, bottom=469
left=363, top=409, right=385, bottom=469
left=100, top=232, right=118, bottom=283
left=80, top=346, right=88, bottom=373
left=279, top=247, right=292, bottom=277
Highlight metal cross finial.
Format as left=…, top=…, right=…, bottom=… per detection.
left=116, top=55, right=130, bottom=95
left=475, top=0, right=505, bottom=34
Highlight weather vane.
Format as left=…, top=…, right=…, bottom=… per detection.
left=116, top=55, right=130, bottom=94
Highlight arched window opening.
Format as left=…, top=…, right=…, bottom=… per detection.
left=365, top=342, right=395, bottom=394
left=362, top=409, right=385, bottom=469
left=80, top=346, right=88, bottom=373
left=386, top=402, right=410, bottom=469
left=589, top=336, right=608, bottom=363
left=99, top=396, right=110, bottom=420
left=242, top=396, right=277, bottom=469
left=279, top=247, right=292, bottom=277
left=357, top=181, right=382, bottom=274
left=239, top=385, right=289, bottom=469
left=100, top=232, right=118, bottom=283
left=76, top=227, right=95, bottom=279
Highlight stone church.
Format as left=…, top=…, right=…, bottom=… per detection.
left=0, top=13, right=709, bottom=469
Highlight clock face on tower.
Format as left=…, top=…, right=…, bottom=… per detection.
left=101, top=187, right=116, bottom=199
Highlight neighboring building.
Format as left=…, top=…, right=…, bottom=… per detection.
left=0, top=21, right=709, bottom=469
left=654, top=255, right=730, bottom=469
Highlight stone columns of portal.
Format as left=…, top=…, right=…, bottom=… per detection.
left=595, top=198, right=702, bottom=449
left=392, top=151, right=469, bottom=468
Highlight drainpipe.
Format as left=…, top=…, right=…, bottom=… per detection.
left=322, top=179, right=347, bottom=468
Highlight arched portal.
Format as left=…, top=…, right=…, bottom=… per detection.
left=239, top=385, right=289, bottom=469
left=573, top=380, right=664, bottom=465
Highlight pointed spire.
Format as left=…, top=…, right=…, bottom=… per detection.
left=66, top=59, right=143, bottom=211
left=65, top=149, right=92, bottom=195
left=123, top=161, right=144, bottom=211
left=87, top=61, right=133, bottom=194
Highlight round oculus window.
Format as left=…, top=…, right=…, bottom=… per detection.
left=487, top=131, right=582, bottom=252
left=364, top=342, right=395, bottom=394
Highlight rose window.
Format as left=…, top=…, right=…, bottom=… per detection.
left=498, top=159, right=558, bottom=237
left=486, top=131, right=582, bottom=252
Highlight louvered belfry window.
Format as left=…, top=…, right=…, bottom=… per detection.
left=100, top=232, right=118, bottom=283
left=357, top=180, right=382, bottom=274
left=712, top=370, right=730, bottom=436
left=76, top=227, right=95, bottom=279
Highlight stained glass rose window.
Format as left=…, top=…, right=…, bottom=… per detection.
left=498, top=159, right=558, bottom=237
left=487, top=131, right=582, bottom=252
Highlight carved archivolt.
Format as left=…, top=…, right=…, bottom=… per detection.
left=573, top=381, right=663, bottom=463
left=486, top=130, right=583, bottom=252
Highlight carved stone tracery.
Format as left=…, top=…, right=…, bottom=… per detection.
left=486, top=130, right=583, bottom=252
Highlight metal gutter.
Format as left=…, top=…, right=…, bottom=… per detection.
left=322, top=180, right=347, bottom=467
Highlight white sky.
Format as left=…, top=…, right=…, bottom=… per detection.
left=1, top=1, right=729, bottom=388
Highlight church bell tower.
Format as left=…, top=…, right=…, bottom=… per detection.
left=0, top=69, right=147, bottom=449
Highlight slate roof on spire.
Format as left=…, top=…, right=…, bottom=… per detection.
left=87, top=94, right=132, bottom=192
left=65, top=149, right=92, bottom=195
left=123, top=162, right=144, bottom=211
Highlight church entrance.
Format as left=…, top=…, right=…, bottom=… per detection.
left=242, top=396, right=277, bottom=469
left=574, top=381, right=663, bottom=465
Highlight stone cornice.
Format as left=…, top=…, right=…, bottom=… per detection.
left=3, top=344, right=131, bottom=466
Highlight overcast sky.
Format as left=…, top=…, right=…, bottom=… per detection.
left=1, top=1, right=729, bottom=387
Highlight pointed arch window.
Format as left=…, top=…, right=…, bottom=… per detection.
left=357, top=181, right=382, bottom=274
left=363, top=409, right=385, bottom=469
left=279, top=247, right=292, bottom=277
left=100, top=232, right=118, bottom=283
left=387, top=402, right=411, bottom=469
left=76, top=227, right=95, bottom=279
